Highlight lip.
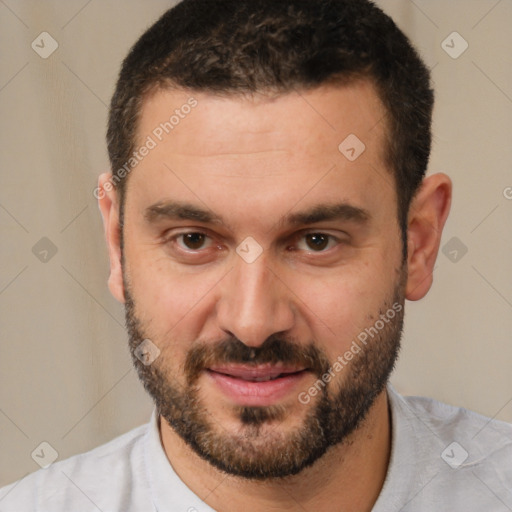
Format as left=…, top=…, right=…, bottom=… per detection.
left=206, top=364, right=309, bottom=406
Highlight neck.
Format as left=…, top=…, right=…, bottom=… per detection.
left=160, top=389, right=391, bottom=512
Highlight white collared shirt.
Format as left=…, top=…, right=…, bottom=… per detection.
left=1, top=385, right=511, bottom=511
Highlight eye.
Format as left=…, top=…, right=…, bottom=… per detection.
left=176, top=232, right=212, bottom=251
left=296, top=233, right=338, bottom=252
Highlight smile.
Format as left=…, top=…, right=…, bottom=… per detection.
left=205, top=364, right=310, bottom=406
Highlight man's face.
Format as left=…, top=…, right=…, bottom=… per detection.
left=120, top=81, right=406, bottom=478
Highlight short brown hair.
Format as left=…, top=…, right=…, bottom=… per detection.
left=107, top=0, right=433, bottom=246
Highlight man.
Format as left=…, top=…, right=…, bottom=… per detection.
left=1, top=0, right=510, bottom=510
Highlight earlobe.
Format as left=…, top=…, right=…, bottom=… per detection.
left=405, top=173, right=452, bottom=301
left=97, top=173, right=125, bottom=304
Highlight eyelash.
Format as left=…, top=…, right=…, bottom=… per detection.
left=166, top=230, right=343, bottom=255
left=174, top=232, right=215, bottom=251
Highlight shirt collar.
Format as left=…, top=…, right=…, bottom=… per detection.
left=144, top=408, right=216, bottom=512
left=144, top=385, right=417, bottom=511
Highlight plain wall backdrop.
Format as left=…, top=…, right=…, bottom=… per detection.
left=1, top=0, right=511, bottom=486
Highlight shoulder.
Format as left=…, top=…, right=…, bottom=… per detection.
left=0, top=422, right=150, bottom=511
left=384, top=386, right=512, bottom=510
left=395, top=389, right=512, bottom=446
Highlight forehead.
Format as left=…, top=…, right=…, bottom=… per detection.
left=127, top=81, right=395, bottom=227
left=137, top=80, right=388, bottom=156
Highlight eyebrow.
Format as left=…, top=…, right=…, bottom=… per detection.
left=144, top=201, right=223, bottom=225
left=144, top=200, right=370, bottom=228
left=283, top=203, right=370, bottom=227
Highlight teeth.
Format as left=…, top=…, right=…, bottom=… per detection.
left=248, top=374, right=281, bottom=382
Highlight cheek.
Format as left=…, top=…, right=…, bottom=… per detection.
left=126, top=251, right=222, bottom=340
left=294, top=260, right=396, bottom=355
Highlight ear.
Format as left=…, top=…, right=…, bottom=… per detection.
left=405, top=173, right=452, bottom=301
left=97, top=173, right=125, bottom=303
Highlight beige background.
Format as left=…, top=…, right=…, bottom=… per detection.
left=0, top=0, right=511, bottom=486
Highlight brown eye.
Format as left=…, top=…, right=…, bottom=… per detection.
left=305, top=233, right=330, bottom=251
left=180, top=232, right=208, bottom=250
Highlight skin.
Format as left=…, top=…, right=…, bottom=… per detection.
left=99, top=80, right=451, bottom=511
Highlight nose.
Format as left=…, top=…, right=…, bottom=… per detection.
left=216, top=255, right=295, bottom=347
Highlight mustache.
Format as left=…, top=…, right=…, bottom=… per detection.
left=184, top=335, right=331, bottom=384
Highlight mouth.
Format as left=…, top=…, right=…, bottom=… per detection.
left=205, top=364, right=310, bottom=406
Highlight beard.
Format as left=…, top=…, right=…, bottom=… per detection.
left=124, top=266, right=406, bottom=480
